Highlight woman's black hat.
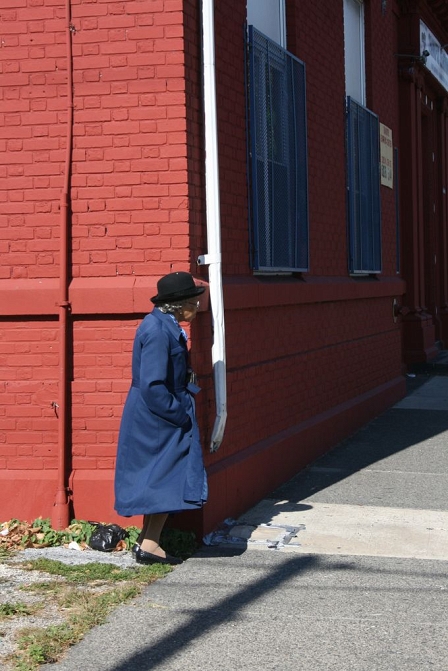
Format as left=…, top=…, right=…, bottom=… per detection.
left=151, top=271, right=205, bottom=304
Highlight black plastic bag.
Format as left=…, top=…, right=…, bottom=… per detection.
left=88, top=523, right=128, bottom=552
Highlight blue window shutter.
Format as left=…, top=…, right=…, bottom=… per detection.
left=247, top=27, right=309, bottom=272
left=346, top=97, right=381, bottom=273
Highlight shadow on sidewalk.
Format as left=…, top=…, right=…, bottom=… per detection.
left=196, top=374, right=448, bottom=550
left=105, top=548, right=448, bottom=671
left=108, top=553, right=320, bottom=671
left=268, top=403, right=448, bottom=504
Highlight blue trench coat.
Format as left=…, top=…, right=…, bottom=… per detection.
left=114, top=308, right=207, bottom=516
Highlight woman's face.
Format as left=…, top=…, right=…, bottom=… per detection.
left=180, top=299, right=200, bottom=323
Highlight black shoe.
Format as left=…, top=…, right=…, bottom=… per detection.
left=135, top=547, right=183, bottom=566
left=131, top=543, right=140, bottom=558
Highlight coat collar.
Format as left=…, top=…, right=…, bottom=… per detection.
left=151, top=307, right=186, bottom=344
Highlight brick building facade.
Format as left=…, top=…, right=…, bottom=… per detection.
left=1, top=0, right=447, bottom=536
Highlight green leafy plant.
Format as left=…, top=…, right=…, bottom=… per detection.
left=124, top=525, right=141, bottom=549
left=0, top=546, right=11, bottom=562
left=1, top=518, right=198, bottom=558
left=160, top=528, right=197, bottom=559
left=0, top=603, right=40, bottom=620
left=14, top=623, right=78, bottom=668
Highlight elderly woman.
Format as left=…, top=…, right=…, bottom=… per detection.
left=114, top=271, right=207, bottom=565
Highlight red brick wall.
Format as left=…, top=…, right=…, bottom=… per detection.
left=0, top=0, right=200, bottom=524
left=0, top=0, right=192, bottom=283
left=213, top=1, right=250, bottom=276
left=0, top=321, right=58, bottom=470
left=70, top=0, right=192, bottom=280
left=71, top=319, right=135, bottom=472
left=288, top=1, right=348, bottom=277
left=0, top=0, right=407, bottom=534
left=198, top=0, right=407, bottom=531
left=0, top=0, right=64, bottom=283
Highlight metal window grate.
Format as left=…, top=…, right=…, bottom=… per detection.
left=247, top=27, right=309, bottom=272
left=346, top=97, right=382, bottom=273
left=394, top=147, right=400, bottom=274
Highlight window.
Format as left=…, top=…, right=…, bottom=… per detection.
left=246, top=27, right=309, bottom=272
left=346, top=98, right=381, bottom=273
left=344, top=0, right=381, bottom=274
left=343, top=0, right=365, bottom=104
left=247, top=0, right=286, bottom=48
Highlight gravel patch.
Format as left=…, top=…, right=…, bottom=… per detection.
left=1, top=547, right=137, bottom=668
left=10, top=546, right=137, bottom=569
left=0, top=561, right=65, bottom=661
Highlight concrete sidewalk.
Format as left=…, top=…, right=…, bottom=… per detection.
left=45, top=374, right=448, bottom=671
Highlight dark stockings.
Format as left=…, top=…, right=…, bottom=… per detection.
left=139, top=513, right=169, bottom=557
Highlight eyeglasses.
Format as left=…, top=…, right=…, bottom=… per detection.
left=185, top=300, right=200, bottom=309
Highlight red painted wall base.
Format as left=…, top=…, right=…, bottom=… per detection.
left=402, top=315, right=438, bottom=364
left=0, top=377, right=406, bottom=537
left=0, top=471, right=57, bottom=524
left=200, top=375, right=406, bottom=536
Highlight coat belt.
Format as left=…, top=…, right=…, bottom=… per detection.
left=131, top=380, right=186, bottom=393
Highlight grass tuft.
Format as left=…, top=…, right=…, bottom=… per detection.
left=11, top=584, right=146, bottom=670
left=0, top=603, right=42, bottom=620
left=21, top=558, right=171, bottom=583
left=0, top=521, right=196, bottom=670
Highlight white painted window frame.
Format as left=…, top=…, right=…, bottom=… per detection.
left=343, top=0, right=366, bottom=106
left=247, top=0, right=286, bottom=48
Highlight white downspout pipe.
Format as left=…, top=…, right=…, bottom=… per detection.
left=198, top=0, right=227, bottom=452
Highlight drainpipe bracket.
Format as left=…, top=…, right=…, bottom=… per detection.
left=197, top=253, right=221, bottom=266
left=56, top=300, right=72, bottom=310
